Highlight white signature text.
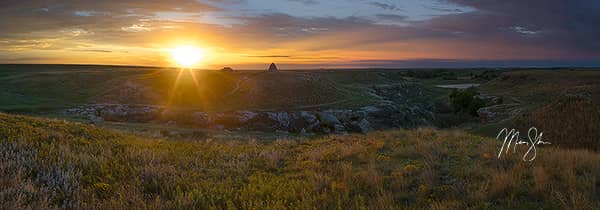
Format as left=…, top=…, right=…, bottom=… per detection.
left=496, top=127, right=551, bottom=161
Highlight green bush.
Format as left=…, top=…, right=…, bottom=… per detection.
left=449, top=87, right=486, bottom=116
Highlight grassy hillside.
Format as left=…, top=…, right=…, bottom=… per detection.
left=122, top=69, right=379, bottom=111
left=2, top=113, right=598, bottom=209
left=529, top=85, right=600, bottom=151
left=481, top=69, right=600, bottom=106
left=2, top=65, right=430, bottom=113
left=474, top=69, right=600, bottom=138
left=0, top=65, right=144, bottom=112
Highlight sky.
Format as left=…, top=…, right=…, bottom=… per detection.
left=1, top=0, right=599, bottom=69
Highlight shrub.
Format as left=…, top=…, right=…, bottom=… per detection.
left=449, top=87, right=486, bottom=116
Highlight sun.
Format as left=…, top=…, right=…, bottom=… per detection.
left=170, top=46, right=204, bottom=67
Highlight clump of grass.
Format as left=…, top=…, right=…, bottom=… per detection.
left=93, top=182, right=112, bottom=198
left=1, top=113, right=599, bottom=209
left=532, top=166, right=548, bottom=193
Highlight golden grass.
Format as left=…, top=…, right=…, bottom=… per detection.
left=1, top=113, right=599, bottom=209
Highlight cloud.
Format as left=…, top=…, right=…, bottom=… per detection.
left=287, top=0, right=318, bottom=5
left=344, top=58, right=600, bottom=68
left=0, top=0, right=599, bottom=67
left=72, top=49, right=113, bottom=53
left=367, top=2, right=401, bottom=11
left=0, top=38, right=57, bottom=51
left=376, top=14, right=408, bottom=22
left=245, top=55, right=291, bottom=58
left=121, top=24, right=153, bottom=32
left=74, top=10, right=110, bottom=17
left=436, top=0, right=600, bottom=55
left=0, top=0, right=218, bottom=36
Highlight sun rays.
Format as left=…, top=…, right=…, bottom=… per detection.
left=165, top=68, right=210, bottom=110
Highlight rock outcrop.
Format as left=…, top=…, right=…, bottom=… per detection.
left=477, top=103, right=522, bottom=123
left=348, top=119, right=372, bottom=133
left=268, top=63, right=278, bottom=72
left=65, top=103, right=436, bottom=134
left=64, top=80, right=440, bottom=134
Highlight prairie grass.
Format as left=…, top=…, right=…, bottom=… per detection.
left=1, top=113, right=599, bottom=209
left=530, top=93, right=600, bottom=151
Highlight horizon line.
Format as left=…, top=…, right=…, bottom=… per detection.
left=1, top=62, right=600, bottom=70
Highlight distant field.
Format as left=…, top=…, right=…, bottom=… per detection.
left=0, top=65, right=501, bottom=114
left=0, top=65, right=151, bottom=112
left=0, top=65, right=433, bottom=113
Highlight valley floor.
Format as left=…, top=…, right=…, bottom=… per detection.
left=1, top=113, right=598, bottom=209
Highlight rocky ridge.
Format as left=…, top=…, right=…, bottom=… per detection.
left=66, top=81, right=438, bottom=134
left=65, top=103, right=435, bottom=134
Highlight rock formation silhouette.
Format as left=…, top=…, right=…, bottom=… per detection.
left=268, top=63, right=278, bottom=72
